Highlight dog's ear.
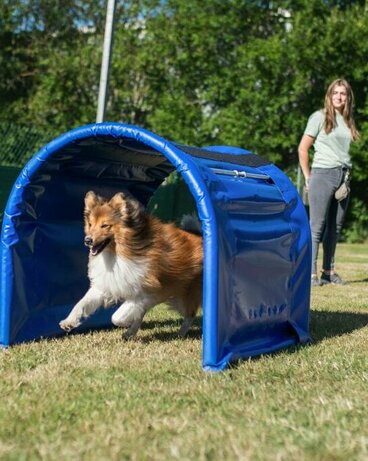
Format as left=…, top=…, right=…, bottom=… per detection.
left=84, top=191, right=104, bottom=212
left=109, top=192, right=144, bottom=224
left=109, top=192, right=128, bottom=212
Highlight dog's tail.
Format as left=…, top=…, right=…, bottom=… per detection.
left=180, top=214, right=202, bottom=236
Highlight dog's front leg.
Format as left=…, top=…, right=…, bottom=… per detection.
left=111, top=299, right=150, bottom=339
left=59, top=287, right=104, bottom=332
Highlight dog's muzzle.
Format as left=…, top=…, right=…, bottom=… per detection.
left=84, top=236, right=93, bottom=247
left=84, top=236, right=111, bottom=256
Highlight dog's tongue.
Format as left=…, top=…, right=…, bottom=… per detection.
left=90, top=242, right=102, bottom=256
left=90, top=239, right=110, bottom=256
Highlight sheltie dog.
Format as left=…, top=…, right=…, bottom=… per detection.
left=59, top=191, right=203, bottom=339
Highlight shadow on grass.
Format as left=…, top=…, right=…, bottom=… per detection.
left=138, top=309, right=368, bottom=345
left=346, top=277, right=368, bottom=284
left=54, top=315, right=202, bottom=345
left=227, top=310, right=368, bottom=369
left=57, top=308, right=368, bottom=362
left=137, top=316, right=202, bottom=343
left=309, top=309, right=368, bottom=343
left=68, top=309, right=368, bottom=346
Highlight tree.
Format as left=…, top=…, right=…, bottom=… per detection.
left=1, top=0, right=367, bottom=240
left=0, top=0, right=106, bottom=136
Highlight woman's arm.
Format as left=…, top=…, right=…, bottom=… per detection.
left=298, top=134, right=314, bottom=189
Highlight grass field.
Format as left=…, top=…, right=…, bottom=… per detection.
left=0, top=243, right=367, bottom=461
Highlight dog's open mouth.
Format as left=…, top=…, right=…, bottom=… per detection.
left=87, top=238, right=111, bottom=256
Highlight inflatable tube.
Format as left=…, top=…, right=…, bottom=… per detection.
left=0, top=123, right=311, bottom=371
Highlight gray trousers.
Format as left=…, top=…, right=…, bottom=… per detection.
left=309, top=167, right=350, bottom=275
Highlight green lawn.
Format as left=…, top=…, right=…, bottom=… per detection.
left=0, top=244, right=367, bottom=461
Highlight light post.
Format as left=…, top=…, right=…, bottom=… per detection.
left=96, top=0, right=117, bottom=123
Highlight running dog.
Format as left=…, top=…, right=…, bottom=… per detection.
left=59, top=191, right=203, bottom=339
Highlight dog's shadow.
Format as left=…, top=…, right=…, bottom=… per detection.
left=138, top=317, right=203, bottom=343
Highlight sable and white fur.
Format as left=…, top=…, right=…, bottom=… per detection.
left=59, top=191, right=203, bottom=339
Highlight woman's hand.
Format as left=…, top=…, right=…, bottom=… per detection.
left=298, top=134, right=314, bottom=190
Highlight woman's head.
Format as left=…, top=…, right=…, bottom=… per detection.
left=324, top=78, right=359, bottom=140
left=325, top=79, right=354, bottom=116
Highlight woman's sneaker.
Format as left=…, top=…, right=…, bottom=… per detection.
left=311, top=275, right=320, bottom=287
left=320, top=272, right=345, bottom=285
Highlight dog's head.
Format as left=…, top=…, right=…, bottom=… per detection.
left=83, top=191, right=145, bottom=256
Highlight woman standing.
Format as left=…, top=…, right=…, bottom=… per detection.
left=298, top=78, right=359, bottom=286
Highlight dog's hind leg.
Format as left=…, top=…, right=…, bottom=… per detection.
left=168, top=297, right=197, bottom=337
left=176, top=278, right=202, bottom=337
left=59, top=287, right=104, bottom=332
left=178, top=317, right=195, bottom=337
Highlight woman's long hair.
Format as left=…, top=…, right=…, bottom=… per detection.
left=324, top=78, right=360, bottom=141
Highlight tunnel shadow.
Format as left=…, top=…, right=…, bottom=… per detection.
left=309, top=309, right=368, bottom=343
left=227, top=308, right=368, bottom=370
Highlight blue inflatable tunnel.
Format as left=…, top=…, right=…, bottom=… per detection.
left=0, top=123, right=311, bottom=371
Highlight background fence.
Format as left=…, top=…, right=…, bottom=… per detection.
left=0, top=123, right=55, bottom=224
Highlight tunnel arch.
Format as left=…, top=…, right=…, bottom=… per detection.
left=0, top=123, right=311, bottom=371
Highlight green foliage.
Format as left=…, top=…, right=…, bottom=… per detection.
left=148, top=172, right=197, bottom=223
left=0, top=0, right=367, bottom=240
left=343, top=198, right=368, bottom=243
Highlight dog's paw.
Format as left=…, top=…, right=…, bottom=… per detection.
left=122, top=330, right=136, bottom=341
left=59, top=319, right=79, bottom=332
left=121, top=324, right=141, bottom=340
left=178, top=318, right=194, bottom=337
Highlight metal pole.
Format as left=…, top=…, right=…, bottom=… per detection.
left=96, top=0, right=117, bottom=123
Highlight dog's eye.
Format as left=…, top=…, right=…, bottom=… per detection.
left=88, top=222, right=91, bottom=228
left=100, top=223, right=110, bottom=229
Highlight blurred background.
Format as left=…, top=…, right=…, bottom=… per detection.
left=1, top=0, right=367, bottom=241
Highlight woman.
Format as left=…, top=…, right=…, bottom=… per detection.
left=298, top=78, right=359, bottom=286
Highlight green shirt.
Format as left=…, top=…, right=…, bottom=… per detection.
left=304, top=110, right=352, bottom=168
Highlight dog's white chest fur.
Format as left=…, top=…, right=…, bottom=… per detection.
left=88, top=250, right=148, bottom=303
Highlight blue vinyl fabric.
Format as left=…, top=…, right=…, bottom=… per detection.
left=0, top=123, right=311, bottom=371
